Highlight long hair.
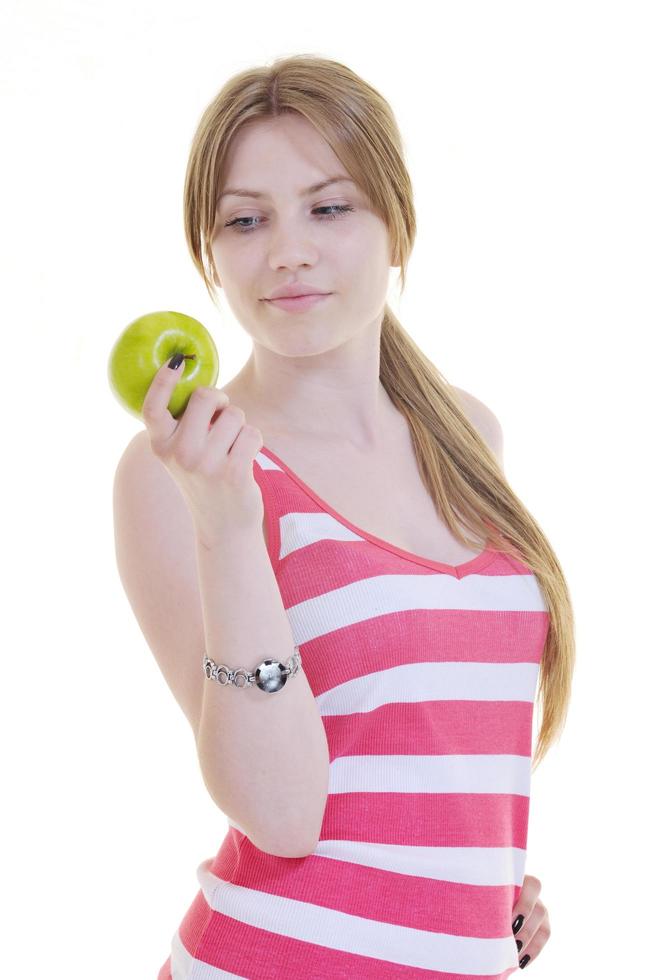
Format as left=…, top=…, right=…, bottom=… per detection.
left=181, top=53, right=575, bottom=770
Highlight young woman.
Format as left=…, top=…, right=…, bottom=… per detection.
left=114, top=55, right=570, bottom=978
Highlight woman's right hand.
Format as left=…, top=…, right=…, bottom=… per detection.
left=141, top=354, right=265, bottom=547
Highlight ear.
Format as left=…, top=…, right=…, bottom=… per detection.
left=450, top=386, right=504, bottom=473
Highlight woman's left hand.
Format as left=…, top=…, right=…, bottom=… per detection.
left=511, top=874, right=551, bottom=969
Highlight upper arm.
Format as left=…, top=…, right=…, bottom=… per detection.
left=450, top=386, right=504, bottom=471
left=112, top=430, right=208, bottom=740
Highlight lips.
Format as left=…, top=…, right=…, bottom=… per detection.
left=265, top=293, right=332, bottom=312
left=265, top=283, right=330, bottom=300
left=268, top=292, right=328, bottom=300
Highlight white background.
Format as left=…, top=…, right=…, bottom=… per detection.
left=1, top=1, right=652, bottom=976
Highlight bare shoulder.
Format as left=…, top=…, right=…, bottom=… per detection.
left=116, top=428, right=155, bottom=470
left=117, top=430, right=268, bottom=540
left=449, top=385, right=504, bottom=469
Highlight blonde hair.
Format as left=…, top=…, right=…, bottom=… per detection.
left=182, top=54, right=575, bottom=770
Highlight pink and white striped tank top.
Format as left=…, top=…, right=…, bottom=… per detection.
left=158, top=444, right=550, bottom=979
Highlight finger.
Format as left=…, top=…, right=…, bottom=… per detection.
left=515, top=908, right=550, bottom=968
left=512, top=874, right=542, bottom=936
left=174, top=386, right=231, bottom=466
left=513, top=898, right=545, bottom=951
left=214, top=423, right=263, bottom=482
left=141, top=354, right=189, bottom=447
left=202, top=403, right=248, bottom=466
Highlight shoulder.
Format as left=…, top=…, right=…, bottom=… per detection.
left=116, top=428, right=270, bottom=548
left=116, top=428, right=150, bottom=465
left=449, top=386, right=504, bottom=469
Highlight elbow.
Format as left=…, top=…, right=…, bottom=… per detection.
left=206, top=785, right=326, bottom=860
left=213, top=802, right=321, bottom=859
left=252, top=805, right=326, bottom=859
left=250, top=792, right=327, bottom=859
left=260, top=836, right=319, bottom=859
left=198, top=731, right=330, bottom=861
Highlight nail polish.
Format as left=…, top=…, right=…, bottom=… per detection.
left=516, top=939, right=523, bottom=952
left=519, top=954, right=531, bottom=968
left=512, top=914, right=524, bottom=934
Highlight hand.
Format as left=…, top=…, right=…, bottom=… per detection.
left=141, top=354, right=265, bottom=546
left=511, top=874, right=551, bottom=969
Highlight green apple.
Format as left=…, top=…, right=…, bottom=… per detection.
left=108, top=310, right=219, bottom=420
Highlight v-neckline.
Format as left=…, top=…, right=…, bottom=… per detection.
left=258, top=444, right=495, bottom=579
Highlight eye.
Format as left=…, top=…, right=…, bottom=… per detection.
left=224, top=204, right=355, bottom=234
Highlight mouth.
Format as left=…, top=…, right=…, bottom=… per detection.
left=265, top=293, right=332, bottom=312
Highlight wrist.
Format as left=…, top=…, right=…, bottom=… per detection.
left=193, top=518, right=264, bottom=554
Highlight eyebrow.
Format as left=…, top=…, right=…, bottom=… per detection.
left=217, top=176, right=356, bottom=203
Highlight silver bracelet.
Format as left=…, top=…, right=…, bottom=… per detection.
left=202, top=647, right=302, bottom=693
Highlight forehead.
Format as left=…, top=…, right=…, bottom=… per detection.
left=219, top=116, right=355, bottom=199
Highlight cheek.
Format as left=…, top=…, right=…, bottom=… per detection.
left=213, top=254, right=258, bottom=299
left=342, top=221, right=386, bottom=263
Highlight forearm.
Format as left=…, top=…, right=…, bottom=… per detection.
left=195, top=524, right=330, bottom=858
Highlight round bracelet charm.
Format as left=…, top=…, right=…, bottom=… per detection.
left=255, top=659, right=289, bottom=693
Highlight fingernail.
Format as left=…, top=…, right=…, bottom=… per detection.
left=512, top=914, right=524, bottom=934
left=519, top=954, right=531, bottom=968
left=168, top=352, right=184, bottom=370
left=516, top=939, right=523, bottom=952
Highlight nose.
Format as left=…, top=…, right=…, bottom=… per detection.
left=266, top=226, right=320, bottom=271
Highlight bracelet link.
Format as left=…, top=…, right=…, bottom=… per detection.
left=202, top=648, right=302, bottom=693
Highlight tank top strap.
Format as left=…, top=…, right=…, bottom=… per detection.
left=252, top=449, right=291, bottom=577
left=252, top=446, right=333, bottom=579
